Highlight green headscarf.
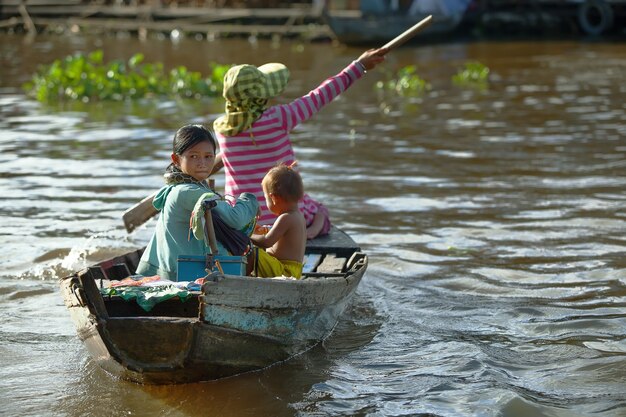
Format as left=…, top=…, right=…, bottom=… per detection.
left=213, top=63, right=290, bottom=136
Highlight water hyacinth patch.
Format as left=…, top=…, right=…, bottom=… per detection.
left=23, top=50, right=230, bottom=102
left=376, top=65, right=431, bottom=96
left=452, top=61, right=490, bottom=89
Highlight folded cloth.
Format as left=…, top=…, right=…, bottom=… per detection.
left=109, top=275, right=161, bottom=287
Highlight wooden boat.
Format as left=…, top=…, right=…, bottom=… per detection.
left=324, top=10, right=463, bottom=45
left=59, top=226, right=367, bottom=384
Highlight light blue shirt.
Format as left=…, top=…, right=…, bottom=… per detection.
left=136, top=183, right=258, bottom=280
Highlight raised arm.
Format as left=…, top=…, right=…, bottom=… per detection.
left=279, top=48, right=387, bottom=131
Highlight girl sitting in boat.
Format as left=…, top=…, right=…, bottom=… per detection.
left=136, top=124, right=258, bottom=281
left=250, top=163, right=307, bottom=279
left=211, top=47, right=387, bottom=240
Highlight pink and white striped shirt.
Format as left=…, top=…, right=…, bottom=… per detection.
left=216, top=61, right=366, bottom=225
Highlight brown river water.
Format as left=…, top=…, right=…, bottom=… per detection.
left=0, top=33, right=625, bottom=417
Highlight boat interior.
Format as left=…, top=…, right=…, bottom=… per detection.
left=67, top=228, right=367, bottom=320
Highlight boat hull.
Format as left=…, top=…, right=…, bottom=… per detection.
left=60, top=227, right=368, bottom=384
left=325, top=12, right=463, bottom=45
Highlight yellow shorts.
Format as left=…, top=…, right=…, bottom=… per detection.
left=254, top=247, right=303, bottom=279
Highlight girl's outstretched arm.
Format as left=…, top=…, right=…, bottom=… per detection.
left=278, top=47, right=386, bottom=131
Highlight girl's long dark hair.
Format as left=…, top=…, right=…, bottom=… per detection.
left=173, top=124, right=216, bottom=155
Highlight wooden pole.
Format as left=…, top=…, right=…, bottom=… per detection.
left=381, top=15, right=433, bottom=51
left=203, top=208, right=219, bottom=255
left=18, top=1, right=35, bottom=35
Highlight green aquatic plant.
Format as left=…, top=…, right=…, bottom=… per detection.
left=452, top=61, right=490, bottom=89
left=376, top=65, right=431, bottom=96
left=23, top=50, right=230, bottom=102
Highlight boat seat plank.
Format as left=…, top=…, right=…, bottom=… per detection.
left=316, top=254, right=347, bottom=274
left=306, top=226, right=360, bottom=258
left=302, top=253, right=322, bottom=273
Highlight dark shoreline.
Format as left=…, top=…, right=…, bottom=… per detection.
left=1, top=2, right=624, bottom=44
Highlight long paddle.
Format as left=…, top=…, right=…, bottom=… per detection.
left=122, top=179, right=214, bottom=233
left=122, top=15, right=433, bottom=233
left=381, top=14, right=433, bottom=51
left=123, top=191, right=159, bottom=233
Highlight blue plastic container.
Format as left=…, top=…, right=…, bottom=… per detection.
left=177, top=255, right=247, bottom=281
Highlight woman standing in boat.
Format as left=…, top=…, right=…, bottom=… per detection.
left=136, top=124, right=258, bottom=281
left=211, top=48, right=387, bottom=239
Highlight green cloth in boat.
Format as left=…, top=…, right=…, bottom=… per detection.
left=100, top=285, right=192, bottom=312
left=190, top=192, right=218, bottom=244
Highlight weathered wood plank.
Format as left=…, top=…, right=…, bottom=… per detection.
left=0, top=17, right=20, bottom=28
left=302, top=253, right=322, bottom=273
left=24, top=17, right=331, bottom=35
left=105, top=317, right=194, bottom=365
left=0, top=0, right=81, bottom=5
left=0, top=4, right=323, bottom=18
left=201, top=272, right=361, bottom=309
left=316, top=254, right=347, bottom=274
left=306, top=226, right=361, bottom=257
left=78, top=271, right=109, bottom=318
left=122, top=192, right=158, bottom=234
left=0, top=4, right=332, bottom=38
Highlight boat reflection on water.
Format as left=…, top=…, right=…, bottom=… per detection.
left=324, top=0, right=472, bottom=45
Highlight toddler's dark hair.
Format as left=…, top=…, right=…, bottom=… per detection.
left=262, top=164, right=304, bottom=203
left=173, top=124, right=216, bottom=155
